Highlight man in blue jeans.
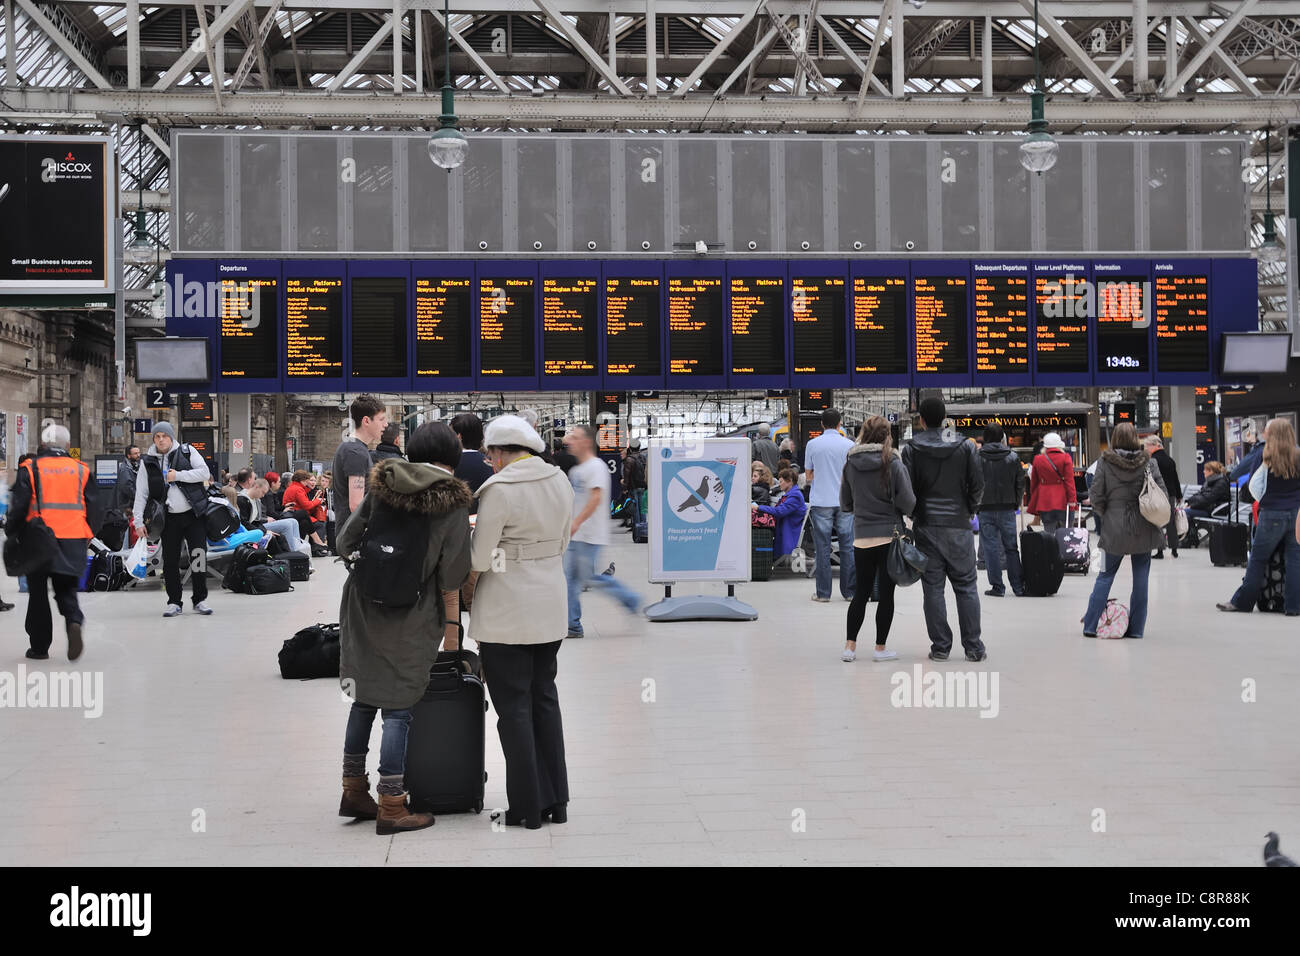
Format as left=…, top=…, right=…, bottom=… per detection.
left=976, top=423, right=1026, bottom=597
left=564, top=425, right=642, bottom=637
left=804, top=408, right=856, bottom=602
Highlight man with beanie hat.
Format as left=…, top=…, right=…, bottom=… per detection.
left=134, top=421, right=214, bottom=617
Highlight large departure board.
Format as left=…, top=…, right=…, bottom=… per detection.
left=1034, top=271, right=1090, bottom=374
left=542, top=277, right=598, bottom=376
left=219, top=276, right=278, bottom=379
left=605, top=276, right=661, bottom=377
left=479, top=277, right=536, bottom=378
left=913, top=275, right=969, bottom=375
left=1095, top=273, right=1150, bottom=374
left=972, top=270, right=1029, bottom=375
left=667, top=276, right=724, bottom=378
left=791, top=277, right=846, bottom=376
left=350, top=277, right=408, bottom=379
left=414, top=277, right=472, bottom=379
left=729, top=276, right=785, bottom=377
left=852, top=275, right=907, bottom=375
left=285, top=276, right=343, bottom=378
left=1154, top=272, right=1210, bottom=373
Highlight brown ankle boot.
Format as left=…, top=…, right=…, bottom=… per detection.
left=376, top=792, right=434, bottom=835
left=339, top=775, right=379, bottom=820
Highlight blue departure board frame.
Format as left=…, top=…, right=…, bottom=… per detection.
left=1031, top=260, right=1093, bottom=387
left=1210, top=258, right=1261, bottom=372
left=348, top=259, right=412, bottom=392
left=215, top=258, right=282, bottom=394
left=727, top=259, right=790, bottom=389
left=540, top=260, right=602, bottom=390
left=790, top=260, right=850, bottom=388
left=848, top=260, right=910, bottom=389
left=283, top=259, right=346, bottom=393
left=412, top=260, right=475, bottom=392
left=971, top=261, right=1033, bottom=387
left=911, top=260, right=973, bottom=388
left=664, top=260, right=727, bottom=390
left=603, top=260, right=666, bottom=389
left=1093, top=259, right=1154, bottom=385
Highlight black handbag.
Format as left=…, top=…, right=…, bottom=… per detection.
left=3, top=462, right=62, bottom=577
left=882, top=457, right=927, bottom=587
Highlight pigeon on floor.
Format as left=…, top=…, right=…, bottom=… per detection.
left=601, top=563, right=614, bottom=576
left=1264, top=832, right=1297, bottom=867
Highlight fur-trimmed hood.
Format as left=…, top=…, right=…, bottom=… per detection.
left=1102, top=448, right=1149, bottom=472
left=368, top=459, right=472, bottom=515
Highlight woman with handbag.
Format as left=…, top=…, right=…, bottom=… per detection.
left=1081, top=423, right=1169, bottom=639
left=838, top=416, right=916, bottom=663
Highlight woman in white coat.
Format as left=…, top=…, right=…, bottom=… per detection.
left=470, top=415, right=574, bottom=829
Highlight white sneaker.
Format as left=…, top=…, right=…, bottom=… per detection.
left=873, top=649, right=899, bottom=662
left=194, top=602, right=214, bottom=615
left=163, top=604, right=183, bottom=617
left=841, top=647, right=856, bottom=662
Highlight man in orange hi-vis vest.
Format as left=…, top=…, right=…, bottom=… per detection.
left=3, top=423, right=97, bottom=661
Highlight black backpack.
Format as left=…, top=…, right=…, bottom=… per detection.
left=222, top=542, right=269, bottom=594
left=351, top=499, right=429, bottom=608
left=278, top=623, right=340, bottom=679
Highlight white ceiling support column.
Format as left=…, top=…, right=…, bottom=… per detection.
left=891, top=0, right=903, bottom=97
left=982, top=13, right=992, bottom=96
left=14, top=0, right=114, bottom=89
left=393, top=0, right=402, bottom=94
left=533, top=0, right=633, bottom=94
left=815, top=15, right=889, bottom=96
left=646, top=0, right=656, bottom=94
left=671, top=0, right=763, bottom=97
left=855, top=0, right=893, bottom=112
left=430, top=9, right=512, bottom=95
left=1162, top=0, right=1258, bottom=98
left=194, top=3, right=223, bottom=105
left=127, top=0, right=140, bottom=89
left=213, top=4, right=226, bottom=91
left=413, top=8, right=421, bottom=91
left=716, top=25, right=778, bottom=97
left=326, top=0, right=410, bottom=92
left=154, top=0, right=252, bottom=90
left=1181, top=14, right=1261, bottom=97
left=142, top=123, right=171, bottom=160
left=1103, top=16, right=1163, bottom=81
left=1165, top=16, right=1177, bottom=87
left=608, top=1, right=617, bottom=73
left=3, top=0, right=14, bottom=88
left=1017, top=0, right=1124, bottom=100
left=1133, top=0, right=1148, bottom=89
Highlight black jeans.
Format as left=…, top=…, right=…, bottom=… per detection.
left=479, top=641, right=569, bottom=822
left=162, top=508, right=209, bottom=607
left=846, top=544, right=896, bottom=646
left=25, top=571, right=83, bottom=656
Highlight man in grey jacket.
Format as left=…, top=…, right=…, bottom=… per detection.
left=751, top=423, right=780, bottom=476
left=901, top=397, right=986, bottom=662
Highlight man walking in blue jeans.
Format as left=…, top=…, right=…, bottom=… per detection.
left=563, top=424, right=642, bottom=638
left=976, top=423, right=1026, bottom=597
left=803, top=408, right=856, bottom=602
left=902, top=397, right=987, bottom=662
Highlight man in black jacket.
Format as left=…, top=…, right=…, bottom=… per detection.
left=977, top=424, right=1027, bottom=598
left=1143, top=436, right=1182, bottom=558
left=901, top=398, right=986, bottom=662
left=450, top=413, right=494, bottom=516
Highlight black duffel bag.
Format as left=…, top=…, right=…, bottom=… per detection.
left=246, top=562, right=293, bottom=595
left=279, top=623, right=340, bottom=679
left=3, top=465, right=61, bottom=576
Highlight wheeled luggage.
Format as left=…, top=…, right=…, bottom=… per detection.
left=405, top=642, right=488, bottom=815
left=1054, top=506, right=1091, bottom=575
left=271, top=550, right=312, bottom=582
left=1257, top=542, right=1287, bottom=613
left=751, top=527, right=774, bottom=581
left=1209, top=483, right=1248, bottom=568
left=1019, top=511, right=1064, bottom=596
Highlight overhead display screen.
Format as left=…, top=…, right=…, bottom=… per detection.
left=972, top=270, right=1029, bottom=374
left=1034, top=272, right=1089, bottom=374
left=1154, top=272, right=1210, bottom=373
left=414, top=277, right=472, bottom=379
left=729, top=276, right=785, bottom=376
left=285, top=276, right=343, bottom=378
left=1096, top=274, right=1150, bottom=373
left=605, top=276, right=661, bottom=377
left=180, top=394, right=213, bottom=421
left=479, top=277, right=536, bottom=378
left=913, top=275, right=969, bottom=375
left=542, top=276, right=598, bottom=376
left=667, top=276, right=724, bottom=378
left=791, top=277, right=846, bottom=376
left=853, top=276, right=907, bottom=374
left=350, top=277, right=407, bottom=379
left=219, top=276, right=278, bottom=379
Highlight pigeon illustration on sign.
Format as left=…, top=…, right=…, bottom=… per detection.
left=666, top=465, right=726, bottom=523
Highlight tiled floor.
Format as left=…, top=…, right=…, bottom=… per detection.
left=1, top=536, right=1295, bottom=866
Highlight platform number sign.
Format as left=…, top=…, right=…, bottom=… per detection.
left=146, top=387, right=172, bottom=410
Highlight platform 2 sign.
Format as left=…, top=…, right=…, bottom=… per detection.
left=647, top=437, right=751, bottom=585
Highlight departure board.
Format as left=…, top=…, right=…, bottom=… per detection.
left=350, top=277, right=407, bottom=379
left=666, top=276, right=724, bottom=377
left=285, top=276, right=343, bottom=378
left=852, top=276, right=907, bottom=374
left=605, top=277, right=661, bottom=377
left=729, top=276, right=785, bottom=376
left=414, top=277, right=471, bottom=378
left=972, top=271, right=1029, bottom=374
left=1034, top=273, right=1090, bottom=373
left=479, top=277, right=536, bottom=378
left=542, top=277, right=598, bottom=376
left=1095, top=274, right=1149, bottom=373
left=1154, top=273, right=1210, bottom=373
left=791, top=277, right=847, bottom=375
left=219, top=276, right=278, bottom=379
left=913, top=275, right=969, bottom=374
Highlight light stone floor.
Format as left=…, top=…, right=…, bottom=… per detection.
left=0, top=532, right=1296, bottom=867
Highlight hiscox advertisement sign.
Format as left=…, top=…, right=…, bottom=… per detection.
left=0, top=135, right=115, bottom=293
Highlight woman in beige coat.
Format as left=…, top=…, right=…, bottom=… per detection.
left=470, top=415, right=574, bottom=829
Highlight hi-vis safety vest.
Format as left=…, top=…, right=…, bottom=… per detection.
left=23, top=456, right=93, bottom=540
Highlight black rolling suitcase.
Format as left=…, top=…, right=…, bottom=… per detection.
left=1257, top=542, right=1287, bottom=613
left=751, top=527, right=774, bottom=581
left=1019, top=512, right=1065, bottom=596
left=271, top=550, right=312, bottom=582
left=405, top=639, right=488, bottom=815
left=1209, top=484, right=1249, bottom=568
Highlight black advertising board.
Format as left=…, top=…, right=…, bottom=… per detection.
left=0, top=136, right=114, bottom=294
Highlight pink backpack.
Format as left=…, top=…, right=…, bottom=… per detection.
left=1096, top=599, right=1129, bottom=639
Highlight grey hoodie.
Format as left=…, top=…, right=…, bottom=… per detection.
left=840, top=443, right=916, bottom=541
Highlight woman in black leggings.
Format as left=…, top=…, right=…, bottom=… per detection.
left=838, top=416, right=916, bottom=663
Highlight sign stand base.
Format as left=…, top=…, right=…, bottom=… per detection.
left=645, top=585, right=757, bottom=623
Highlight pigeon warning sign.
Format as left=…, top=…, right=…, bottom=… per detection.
left=649, top=438, right=751, bottom=582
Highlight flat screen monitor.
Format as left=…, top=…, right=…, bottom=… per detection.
left=972, top=272, right=1030, bottom=374
left=1033, top=272, right=1090, bottom=374
left=666, top=276, right=724, bottom=379
left=912, top=275, right=969, bottom=375
left=790, top=277, right=847, bottom=376
left=852, top=275, right=907, bottom=374
left=285, top=276, right=344, bottom=378
left=1221, top=333, right=1292, bottom=374
left=414, top=277, right=472, bottom=379
left=134, top=337, right=210, bottom=383
left=1154, top=273, right=1210, bottom=374
left=605, top=277, right=661, bottom=378
left=479, top=277, right=536, bottom=379
left=1095, top=275, right=1150, bottom=374
left=218, top=275, right=278, bottom=380
left=180, top=394, right=213, bottom=421
left=541, top=276, right=598, bottom=377
left=728, top=275, right=785, bottom=377
left=350, top=276, right=408, bottom=379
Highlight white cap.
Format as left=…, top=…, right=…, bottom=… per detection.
left=484, top=414, right=545, bottom=454
left=1042, top=432, right=1066, bottom=450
